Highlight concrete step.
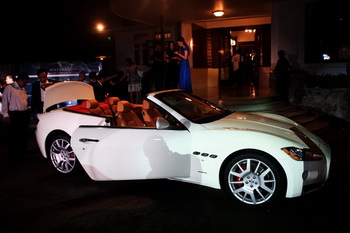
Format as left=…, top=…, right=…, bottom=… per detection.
left=291, top=114, right=318, bottom=125
left=220, top=97, right=332, bottom=134
left=302, top=120, right=330, bottom=133
left=226, top=101, right=289, bottom=113
left=204, top=84, right=350, bottom=142
left=220, top=97, right=276, bottom=106
left=230, top=104, right=297, bottom=115
left=281, top=109, right=308, bottom=118
left=260, top=105, right=299, bottom=114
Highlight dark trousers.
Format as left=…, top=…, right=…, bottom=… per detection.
left=8, top=110, right=31, bottom=160
left=276, top=73, right=290, bottom=101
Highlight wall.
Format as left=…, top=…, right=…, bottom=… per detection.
left=180, top=23, right=193, bottom=67
left=114, top=25, right=178, bottom=71
left=195, top=16, right=271, bottom=29
left=271, top=0, right=347, bottom=75
left=114, top=30, right=137, bottom=71
left=231, top=30, right=255, bottom=42
left=112, top=0, right=349, bottom=96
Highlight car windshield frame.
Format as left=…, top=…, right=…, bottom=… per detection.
left=154, top=91, right=232, bottom=124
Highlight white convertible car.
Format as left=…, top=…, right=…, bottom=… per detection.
left=36, top=81, right=331, bottom=206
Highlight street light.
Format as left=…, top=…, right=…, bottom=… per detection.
left=94, top=22, right=116, bottom=70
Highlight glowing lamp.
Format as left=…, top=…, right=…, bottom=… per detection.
left=96, top=23, right=105, bottom=32
left=213, top=10, right=224, bottom=17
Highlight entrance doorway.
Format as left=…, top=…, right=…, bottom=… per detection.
left=192, top=24, right=271, bottom=97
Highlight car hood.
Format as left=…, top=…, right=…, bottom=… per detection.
left=203, top=111, right=300, bottom=139
left=43, top=81, right=95, bottom=112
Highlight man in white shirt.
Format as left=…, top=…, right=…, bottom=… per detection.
left=232, top=51, right=241, bottom=72
left=231, top=49, right=242, bottom=86
left=1, top=73, right=31, bottom=161
left=31, top=69, right=55, bottom=117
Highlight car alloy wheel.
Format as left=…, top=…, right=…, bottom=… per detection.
left=49, top=134, right=77, bottom=174
left=223, top=153, right=285, bottom=205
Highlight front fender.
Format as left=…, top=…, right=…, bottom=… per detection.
left=190, top=129, right=306, bottom=197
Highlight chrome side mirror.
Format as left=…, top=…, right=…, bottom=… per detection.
left=156, top=117, right=170, bottom=129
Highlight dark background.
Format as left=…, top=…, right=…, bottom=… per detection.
left=1, top=0, right=115, bottom=62
left=305, top=1, right=350, bottom=63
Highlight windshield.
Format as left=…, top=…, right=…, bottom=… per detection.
left=155, top=91, right=232, bottom=124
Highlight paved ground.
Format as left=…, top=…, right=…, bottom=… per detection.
left=0, top=97, right=349, bottom=233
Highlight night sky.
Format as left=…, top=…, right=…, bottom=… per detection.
left=1, top=0, right=116, bottom=63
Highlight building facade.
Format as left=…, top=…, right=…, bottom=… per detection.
left=112, top=0, right=349, bottom=94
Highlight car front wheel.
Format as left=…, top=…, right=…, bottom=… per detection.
left=49, top=134, right=79, bottom=174
left=223, top=153, right=286, bottom=206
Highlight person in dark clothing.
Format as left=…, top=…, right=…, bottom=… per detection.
left=88, top=71, right=97, bottom=84
left=91, top=70, right=109, bottom=102
left=165, top=41, right=180, bottom=89
left=274, top=50, right=290, bottom=100
left=151, top=41, right=165, bottom=91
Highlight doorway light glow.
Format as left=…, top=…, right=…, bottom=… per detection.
left=213, top=10, right=224, bottom=17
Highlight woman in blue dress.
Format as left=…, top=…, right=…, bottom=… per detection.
left=175, top=37, right=192, bottom=93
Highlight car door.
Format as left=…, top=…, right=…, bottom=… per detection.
left=71, top=126, right=191, bottom=181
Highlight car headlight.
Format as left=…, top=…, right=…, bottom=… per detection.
left=281, top=147, right=324, bottom=161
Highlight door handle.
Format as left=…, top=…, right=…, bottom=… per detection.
left=79, top=138, right=99, bottom=143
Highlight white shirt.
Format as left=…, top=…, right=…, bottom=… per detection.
left=40, top=80, right=50, bottom=102
left=1, top=82, right=28, bottom=118
left=232, top=54, right=241, bottom=71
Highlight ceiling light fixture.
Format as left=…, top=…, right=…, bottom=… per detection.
left=213, top=10, right=224, bottom=17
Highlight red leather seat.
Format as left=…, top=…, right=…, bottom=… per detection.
left=116, top=101, right=145, bottom=127
left=104, top=97, right=120, bottom=115
left=142, top=100, right=162, bottom=127
left=81, top=100, right=105, bottom=116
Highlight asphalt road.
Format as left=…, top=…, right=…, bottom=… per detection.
left=0, top=115, right=350, bottom=233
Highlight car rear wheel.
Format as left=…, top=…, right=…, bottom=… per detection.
left=223, top=153, right=286, bottom=206
left=49, top=134, right=79, bottom=174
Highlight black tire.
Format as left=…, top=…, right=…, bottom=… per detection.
left=223, top=152, right=286, bottom=206
left=48, top=133, right=80, bottom=175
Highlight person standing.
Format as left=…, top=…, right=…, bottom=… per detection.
left=88, top=71, right=97, bottom=84
left=91, top=70, right=109, bottom=102
left=4, top=74, right=14, bottom=86
left=0, top=79, right=5, bottom=117
left=0, top=74, right=14, bottom=104
left=274, top=50, right=290, bottom=100
left=31, top=69, right=55, bottom=117
left=151, top=41, right=166, bottom=91
left=78, top=71, right=86, bottom=82
left=231, top=49, right=242, bottom=86
left=175, top=37, right=192, bottom=93
left=165, top=41, right=180, bottom=89
left=1, top=73, right=31, bottom=161
left=120, top=58, right=145, bottom=104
